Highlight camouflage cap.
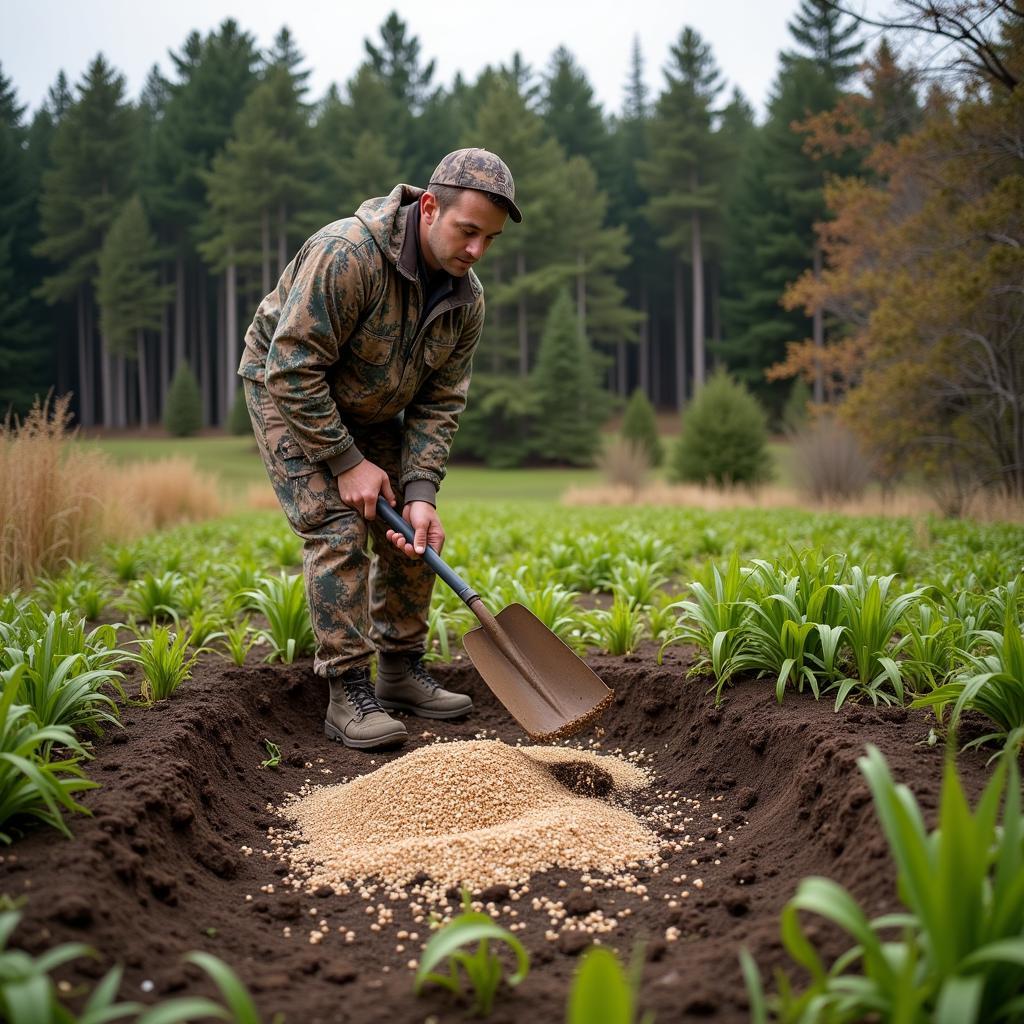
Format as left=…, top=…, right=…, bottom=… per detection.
left=428, top=148, right=523, bottom=223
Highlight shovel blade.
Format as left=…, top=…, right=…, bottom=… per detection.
left=462, top=603, right=613, bottom=741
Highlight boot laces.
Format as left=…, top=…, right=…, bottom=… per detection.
left=408, top=657, right=441, bottom=693
left=343, top=676, right=384, bottom=717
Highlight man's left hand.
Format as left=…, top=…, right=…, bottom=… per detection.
left=385, top=501, right=444, bottom=558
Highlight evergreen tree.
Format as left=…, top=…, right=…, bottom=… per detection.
left=530, top=291, right=604, bottom=465
left=363, top=11, right=437, bottom=181
left=638, top=27, right=724, bottom=407
left=719, top=4, right=863, bottom=416
left=0, top=65, right=47, bottom=413
left=163, top=362, right=203, bottom=436
left=34, top=55, right=139, bottom=427
left=541, top=47, right=611, bottom=185
left=315, top=69, right=403, bottom=216
left=621, top=388, right=663, bottom=466
left=609, top=37, right=660, bottom=401
left=95, top=196, right=172, bottom=424
left=463, top=77, right=565, bottom=376
left=670, top=368, right=770, bottom=485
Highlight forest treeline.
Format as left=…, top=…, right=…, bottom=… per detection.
left=1, top=1, right=1021, bottom=496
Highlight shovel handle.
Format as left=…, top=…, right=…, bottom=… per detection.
left=375, top=497, right=479, bottom=605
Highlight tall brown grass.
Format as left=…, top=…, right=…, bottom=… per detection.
left=1, top=395, right=224, bottom=592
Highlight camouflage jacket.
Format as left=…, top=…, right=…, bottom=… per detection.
left=238, top=184, right=485, bottom=502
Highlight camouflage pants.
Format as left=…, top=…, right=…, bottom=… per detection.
left=244, top=379, right=435, bottom=678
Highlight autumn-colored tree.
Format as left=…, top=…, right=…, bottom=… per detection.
left=771, top=15, right=1024, bottom=505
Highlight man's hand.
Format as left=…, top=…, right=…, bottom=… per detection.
left=386, top=501, right=444, bottom=558
left=336, top=460, right=396, bottom=518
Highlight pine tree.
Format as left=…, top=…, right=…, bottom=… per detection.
left=164, top=362, right=203, bottom=436
left=541, top=47, right=611, bottom=185
left=531, top=291, right=604, bottom=465
left=463, top=77, right=566, bottom=376
left=638, top=28, right=724, bottom=408
left=34, top=55, right=139, bottom=427
left=609, top=37, right=659, bottom=401
left=670, top=368, right=770, bottom=485
left=0, top=66, right=47, bottom=413
left=200, top=62, right=318, bottom=419
left=719, top=4, right=863, bottom=417
left=621, top=388, right=662, bottom=466
left=95, top=196, right=172, bottom=424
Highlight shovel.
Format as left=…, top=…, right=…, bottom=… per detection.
left=376, top=497, right=614, bottom=741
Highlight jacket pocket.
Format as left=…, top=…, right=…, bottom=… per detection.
left=423, top=323, right=457, bottom=369
left=275, top=434, right=318, bottom=478
left=350, top=329, right=394, bottom=366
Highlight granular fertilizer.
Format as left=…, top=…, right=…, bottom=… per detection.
left=276, top=740, right=659, bottom=893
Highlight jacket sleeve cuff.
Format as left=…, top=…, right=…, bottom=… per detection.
left=327, top=444, right=364, bottom=476
left=403, top=480, right=437, bottom=507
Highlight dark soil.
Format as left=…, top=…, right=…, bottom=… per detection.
left=3, top=645, right=994, bottom=1022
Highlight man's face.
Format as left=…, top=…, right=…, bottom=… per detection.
left=420, top=189, right=507, bottom=277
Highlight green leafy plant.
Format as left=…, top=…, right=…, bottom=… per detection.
left=567, top=944, right=654, bottom=1024
left=506, top=575, right=579, bottom=644
left=660, top=553, right=751, bottom=689
left=828, top=569, right=928, bottom=710
left=587, top=595, right=647, bottom=656
left=243, top=573, right=315, bottom=664
left=0, top=666, right=98, bottom=843
left=742, top=743, right=1024, bottom=1023
left=415, top=893, right=530, bottom=1016
left=217, top=618, right=258, bottom=667
left=109, top=544, right=145, bottom=582
left=604, top=557, right=669, bottom=610
left=0, top=910, right=272, bottom=1024
left=118, top=571, right=185, bottom=623
left=260, top=740, right=282, bottom=769
left=912, top=610, right=1024, bottom=750
left=126, top=625, right=203, bottom=702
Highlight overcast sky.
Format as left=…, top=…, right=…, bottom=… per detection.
left=3, top=0, right=899, bottom=122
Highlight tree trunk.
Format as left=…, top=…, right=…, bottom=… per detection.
left=277, top=201, right=288, bottom=276
left=159, top=267, right=170, bottom=416
left=199, top=267, right=210, bottom=426
left=639, top=284, right=650, bottom=400
left=76, top=287, right=93, bottom=427
left=175, top=255, right=186, bottom=367
left=517, top=250, right=528, bottom=377
left=99, top=335, right=113, bottom=428
left=617, top=340, right=627, bottom=396
left=225, top=255, right=238, bottom=424
left=491, top=259, right=502, bottom=373
left=651, top=304, right=661, bottom=407
left=217, top=274, right=226, bottom=426
left=137, top=330, right=150, bottom=427
left=261, top=208, right=272, bottom=297
left=674, top=258, right=686, bottom=411
left=690, top=201, right=706, bottom=393
left=812, top=240, right=825, bottom=404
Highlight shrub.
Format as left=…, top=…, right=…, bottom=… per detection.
left=452, top=374, right=537, bottom=468
left=531, top=291, right=604, bottom=466
left=621, top=389, right=662, bottom=467
left=790, top=415, right=873, bottom=503
left=670, top=369, right=770, bottom=486
left=163, top=363, right=203, bottom=437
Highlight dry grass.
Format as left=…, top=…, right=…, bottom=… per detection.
left=562, top=480, right=1024, bottom=523
left=1, top=395, right=225, bottom=591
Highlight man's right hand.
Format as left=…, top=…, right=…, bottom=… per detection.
left=336, top=459, right=396, bottom=518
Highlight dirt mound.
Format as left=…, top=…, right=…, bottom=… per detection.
left=2, top=645, right=991, bottom=1022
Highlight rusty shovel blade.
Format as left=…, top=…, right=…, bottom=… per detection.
left=462, top=602, right=614, bottom=742
left=373, top=498, right=613, bottom=740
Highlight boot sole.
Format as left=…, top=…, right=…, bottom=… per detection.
left=324, top=720, right=408, bottom=749
left=378, top=699, right=474, bottom=720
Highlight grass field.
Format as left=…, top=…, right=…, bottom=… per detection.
left=83, top=433, right=796, bottom=503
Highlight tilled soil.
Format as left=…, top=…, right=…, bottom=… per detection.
left=4, top=645, right=993, bottom=1022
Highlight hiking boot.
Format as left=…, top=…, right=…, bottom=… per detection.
left=324, top=669, right=408, bottom=749
left=375, top=653, right=473, bottom=720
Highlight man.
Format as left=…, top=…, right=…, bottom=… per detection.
left=238, top=149, right=520, bottom=750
